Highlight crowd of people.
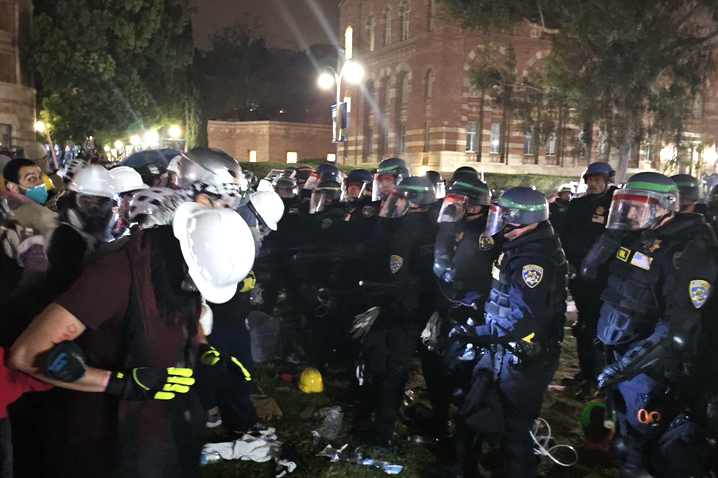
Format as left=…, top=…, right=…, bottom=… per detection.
left=1, top=142, right=718, bottom=478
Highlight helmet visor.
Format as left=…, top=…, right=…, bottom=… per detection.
left=309, top=190, right=340, bottom=214
left=379, top=189, right=410, bottom=218
left=434, top=181, right=446, bottom=200
left=304, top=172, right=321, bottom=192
left=485, top=204, right=510, bottom=236
left=341, top=181, right=366, bottom=202
left=437, top=193, right=468, bottom=223
left=275, top=181, right=298, bottom=199
left=372, top=173, right=401, bottom=202
left=606, top=189, right=671, bottom=231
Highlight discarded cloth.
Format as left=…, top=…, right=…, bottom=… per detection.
left=202, top=434, right=281, bottom=463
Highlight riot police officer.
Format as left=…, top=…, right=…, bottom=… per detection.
left=584, top=172, right=718, bottom=478
left=420, top=176, right=498, bottom=438
left=549, top=184, right=572, bottom=239
left=670, top=173, right=701, bottom=213
left=360, top=176, right=437, bottom=451
left=454, top=187, right=567, bottom=478
left=449, top=166, right=479, bottom=186
left=372, top=157, right=410, bottom=204
left=340, top=169, right=379, bottom=244
left=563, top=161, right=617, bottom=395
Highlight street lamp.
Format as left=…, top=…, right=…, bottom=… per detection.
left=144, top=130, right=159, bottom=146
left=34, top=121, right=45, bottom=133
left=34, top=120, right=59, bottom=169
left=114, top=140, right=123, bottom=150
left=130, top=135, right=140, bottom=146
left=103, top=145, right=110, bottom=152
left=318, top=58, right=364, bottom=163
left=169, top=125, right=181, bottom=139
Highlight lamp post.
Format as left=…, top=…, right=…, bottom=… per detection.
left=35, top=121, right=59, bottom=170
left=169, top=125, right=181, bottom=151
left=318, top=57, right=363, bottom=164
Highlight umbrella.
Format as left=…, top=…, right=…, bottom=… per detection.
left=118, top=149, right=180, bottom=169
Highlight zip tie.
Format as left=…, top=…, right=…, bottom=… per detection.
left=531, top=417, right=579, bottom=467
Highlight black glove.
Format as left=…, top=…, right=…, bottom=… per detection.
left=105, top=367, right=195, bottom=400
left=46, top=341, right=86, bottom=382
left=198, top=344, right=252, bottom=381
left=597, top=362, right=625, bottom=389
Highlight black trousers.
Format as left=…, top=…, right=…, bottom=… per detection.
left=569, top=277, right=604, bottom=384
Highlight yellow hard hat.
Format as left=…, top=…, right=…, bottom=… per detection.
left=42, top=173, right=55, bottom=191
left=298, top=367, right=323, bottom=393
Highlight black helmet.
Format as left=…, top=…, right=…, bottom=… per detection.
left=438, top=177, right=491, bottom=223
left=451, top=166, right=478, bottom=182
left=486, top=187, right=548, bottom=236
left=670, top=174, right=700, bottom=205
left=425, top=170, right=445, bottom=199
left=309, top=179, right=342, bottom=214
left=305, top=163, right=340, bottom=192
left=373, top=157, right=410, bottom=202
left=136, top=162, right=164, bottom=187
left=342, top=169, right=373, bottom=202
left=707, top=184, right=718, bottom=221
left=607, top=172, right=679, bottom=230
left=379, top=176, right=436, bottom=218
left=582, top=162, right=615, bottom=181
left=295, top=165, right=314, bottom=182
left=274, top=176, right=298, bottom=199
left=282, top=166, right=298, bottom=178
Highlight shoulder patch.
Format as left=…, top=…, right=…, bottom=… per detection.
left=630, top=252, right=652, bottom=270
left=320, top=218, right=333, bottom=230
left=479, top=233, right=495, bottom=251
left=690, top=280, right=710, bottom=309
left=389, top=255, right=404, bottom=274
left=521, top=264, right=544, bottom=288
left=362, top=205, right=376, bottom=218
left=616, top=247, right=630, bottom=262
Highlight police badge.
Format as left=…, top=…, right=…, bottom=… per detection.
left=689, top=280, right=710, bottom=309
left=389, top=255, right=404, bottom=274
left=320, top=218, right=333, bottom=230
left=362, top=206, right=376, bottom=218
left=522, top=265, right=544, bottom=288
left=479, top=233, right=494, bottom=251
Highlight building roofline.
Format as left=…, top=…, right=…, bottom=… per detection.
left=208, top=120, right=332, bottom=128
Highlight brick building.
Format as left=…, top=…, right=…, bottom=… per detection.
left=0, top=0, right=35, bottom=151
left=338, top=0, right=718, bottom=178
left=207, top=120, right=334, bottom=164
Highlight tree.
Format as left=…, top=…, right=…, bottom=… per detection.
left=443, top=0, right=718, bottom=181
left=28, top=0, right=195, bottom=145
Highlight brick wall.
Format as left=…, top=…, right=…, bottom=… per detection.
left=207, top=121, right=334, bottom=163
left=338, top=0, right=718, bottom=178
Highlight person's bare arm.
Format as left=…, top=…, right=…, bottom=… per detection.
left=9, top=304, right=111, bottom=393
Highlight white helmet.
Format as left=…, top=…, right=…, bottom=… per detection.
left=65, top=157, right=87, bottom=178
left=23, top=142, right=47, bottom=162
left=173, top=202, right=255, bottom=304
left=69, top=165, right=115, bottom=198
left=109, top=166, right=149, bottom=194
left=249, top=191, right=284, bottom=231
left=176, top=147, right=246, bottom=193
left=128, top=187, right=187, bottom=228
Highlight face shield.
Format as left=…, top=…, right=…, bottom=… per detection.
left=341, top=181, right=367, bottom=202
left=303, top=172, right=321, bottom=192
left=485, top=203, right=520, bottom=236
left=437, top=193, right=468, bottom=223
left=379, top=189, right=415, bottom=218
left=372, top=173, right=399, bottom=202
left=274, top=179, right=298, bottom=199
left=309, top=187, right=341, bottom=214
left=434, top=181, right=446, bottom=200
left=606, top=189, right=677, bottom=231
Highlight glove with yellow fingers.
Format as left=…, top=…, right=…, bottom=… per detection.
left=198, top=344, right=252, bottom=382
left=104, top=367, right=195, bottom=400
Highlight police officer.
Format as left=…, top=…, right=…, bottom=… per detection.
left=421, top=176, right=498, bottom=438
left=360, top=176, right=437, bottom=451
left=425, top=170, right=446, bottom=222
left=340, top=169, right=379, bottom=244
left=449, top=166, right=479, bottom=187
left=372, top=158, right=410, bottom=204
left=585, top=172, right=718, bottom=477
left=670, top=173, right=702, bottom=213
left=563, top=162, right=617, bottom=396
left=549, top=184, right=572, bottom=239
left=453, top=187, right=566, bottom=478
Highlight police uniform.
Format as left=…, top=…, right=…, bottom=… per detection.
left=590, top=213, right=718, bottom=476
left=548, top=196, right=570, bottom=239
left=457, top=221, right=567, bottom=478
left=563, top=186, right=616, bottom=385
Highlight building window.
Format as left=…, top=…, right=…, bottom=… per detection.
left=400, top=1, right=410, bottom=41
left=399, top=125, right=406, bottom=153
left=466, top=122, right=479, bottom=152
left=400, top=74, right=409, bottom=104
left=344, top=26, right=353, bottom=60
left=248, top=150, right=257, bottom=162
left=693, top=94, right=703, bottom=118
left=490, top=123, right=502, bottom=154
left=382, top=127, right=389, bottom=155
left=424, top=121, right=431, bottom=152
left=0, top=53, right=11, bottom=84
left=524, top=127, right=536, bottom=155
left=428, top=0, right=436, bottom=31
left=384, top=8, right=392, bottom=47
left=365, top=128, right=374, bottom=156
left=367, top=16, right=376, bottom=52
left=0, top=124, right=11, bottom=149
left=546, top=132, right=557, bottom=156
left=0, top=3, right=10, bottom=32
left=286, top=151, right=298, bottom=163
left=384, top=80, right=391, bottom=110
left=425, top=69, right=434, bottom=98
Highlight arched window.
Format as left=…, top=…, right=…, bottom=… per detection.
left=400, top=1, right=410, bottom=41
left=384, top=8, right=392, bottom=47
left=344, top=26, right=353, bottom=60
left=693, top=93, right=703, bottom=118
left=385, top=79, right=392, bottom=109
left=425, top=69, right=434, bottom=99
left=367, top=16, right=376, bottom=52
left=428, top=0, right=436, bottom=31
left=401, top=74, right=410, bottom=104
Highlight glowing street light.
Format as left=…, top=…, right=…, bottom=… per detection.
left=169, top=125, right=181, bottom=139
left=130, top=135, right=140, bottom=146
left=144, top=130, right=159, bottom=145
left=343, top=61, right=364, bottom=84
left=34, top=121, right=45, bottom=132
left=318, top=73, right=335, bottom=89
left=103, top=145, right=110, bottom=152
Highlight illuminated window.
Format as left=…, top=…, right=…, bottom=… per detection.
left=384, top=8, right=392, bottom=46
left=286, top=152, right=298, bottom=163
left=345, top=26, right=353, bottom=60
left=400, top=1, right=410, bottom=41
left=466, top=122, right=478, bottom=152
left=248, top=150, right=257, bottom=162
left=546, top=132, right=557, bottom=156
left=693, top=94, right=703, bottom=118
left=490, top=123, right=502, bottom=154
left=327, top=153, right=336, bottom=162
left=399, top=126, right=406, bottom=153
left=524, top=127, right=536, bottom=155
left=367, top=17, right=376, bottom=52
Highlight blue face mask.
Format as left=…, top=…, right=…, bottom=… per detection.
left=24, top=184, right=48, bottom=205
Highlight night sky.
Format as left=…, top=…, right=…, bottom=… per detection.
left=192, top=0, right=340, bottom=51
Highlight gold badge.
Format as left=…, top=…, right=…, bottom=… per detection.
left=595, top=206, right=605, bottom=215
left=690, top=280, right=711, bottom=308
left=648, top=239, right=661, bottom=253
left=479, top=233, right=494, bottom=251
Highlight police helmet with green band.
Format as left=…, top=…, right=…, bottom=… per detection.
left=451, top=166, right=478, bottom=182
left=449, top=176, right=491, bottom=205
left=486, top=187, right=548, bottom=236
left=309, top=179, right=342, bottom=214
left=373, top=157, right=410, bottom=202
left=607, top=172, right=679, bottom=231
left=669, top=174, right=700, bottom=202
left=396, top=177, right=436, bottom=205
left=377, top=157, right=409, bottom=177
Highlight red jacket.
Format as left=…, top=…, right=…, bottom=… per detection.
left=0, top=347, right=51, bottom=419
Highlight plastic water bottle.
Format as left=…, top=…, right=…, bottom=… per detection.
left=200, top=452, right=221, bottom=465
